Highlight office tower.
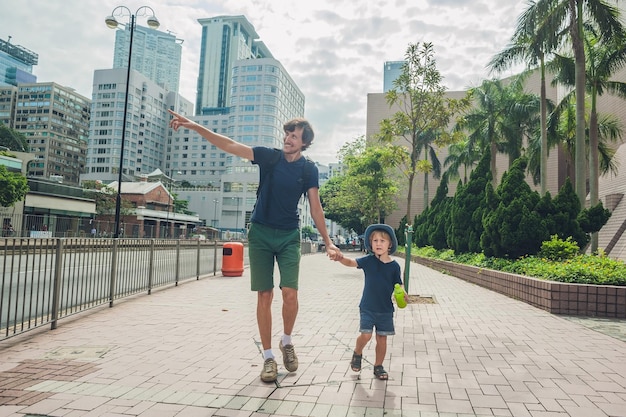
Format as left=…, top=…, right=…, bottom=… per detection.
left=383, top=61, right=404, bottom=93
left=112, top=24, right=182, bottom=93
left=13, top=82, right=90, bottom=185
left=170, top=15, right=305, bottom=232
left=195, top=15, right=273, bottom=116
left=0, top=37, right=37, bottom=87
left=83, top=68, right=192, bottom=184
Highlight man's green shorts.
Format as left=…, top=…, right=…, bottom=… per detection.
left=248, top=222, right=301, bottom=291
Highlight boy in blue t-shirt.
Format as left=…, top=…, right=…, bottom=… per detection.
left=333, top=224, right=404, bottom=380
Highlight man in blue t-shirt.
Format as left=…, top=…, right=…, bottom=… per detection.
left=169, top=110, right=339, bottom=382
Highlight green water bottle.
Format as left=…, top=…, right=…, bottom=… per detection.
left=394, top=283, right=407, bottom=308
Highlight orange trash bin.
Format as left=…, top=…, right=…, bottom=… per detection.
left=222, top=242, right=244, bottom=277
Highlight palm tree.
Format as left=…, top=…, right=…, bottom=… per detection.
left=549, top=27, right=626, bottom=251
left=415, top=128, right=444, bottom=210
left=528, top=93, right=621, bottom=184
left=489, top=0, right=561, bottom=195
left=444, top=139, right=481, bottom=184
left=533, top=0, right=624, bottom=205
left=499, top=85, right=541, bottom=167
left=455, top=78, right=539, bottom=188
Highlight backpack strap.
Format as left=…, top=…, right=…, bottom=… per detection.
left=300, top=157, right=316, bottom=198
left=257, top=148, right=282, bottom=198
left=257, top=148, right=282, bottom=215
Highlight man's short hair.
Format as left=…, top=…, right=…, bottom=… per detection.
left=284, top=118, right=314, bottom=150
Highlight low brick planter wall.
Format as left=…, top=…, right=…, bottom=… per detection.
left=403, top=254, right=626, bottom=318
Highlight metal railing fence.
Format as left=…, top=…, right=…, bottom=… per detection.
left=0, top=237, right=239, bottom=341
left=1, top=213, right=193, bottom=239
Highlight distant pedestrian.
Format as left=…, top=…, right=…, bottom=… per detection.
left=331, top=224, right=403, bottom=380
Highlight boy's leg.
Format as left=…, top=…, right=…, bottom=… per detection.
left=374, top=334, right=387, bottom=366
left=355, top=332, right=372, bottom=355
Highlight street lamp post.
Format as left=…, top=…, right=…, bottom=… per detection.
left=165, top=170, right=181, bottom=238
left=212, top=198, right=219, bottom=228
left=233, top=197, right=240, bottom=236
left=105, top=6, right=160, bottom=238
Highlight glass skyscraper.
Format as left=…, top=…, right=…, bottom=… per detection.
left=112, top=24, right=182, bottom=94
left=0, top=37, right=37, bottom=87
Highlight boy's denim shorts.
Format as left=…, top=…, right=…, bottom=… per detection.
left=248, top=222, right=300, bottom=291
left=359, top=309, right=395, bottom=336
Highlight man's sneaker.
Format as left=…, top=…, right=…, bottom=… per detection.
left=279, top=340, right=298, bottom=372
left=260, top=358, right=278, bottom=382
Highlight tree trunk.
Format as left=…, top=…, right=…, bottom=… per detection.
left=589, top=93, right=599, bottom=253
left=406, top=171, right=415, bottom=226
left=540, top=56, right=548, bottom=196
left=490, top=141, right=498, bottom=188
left=572, top=0, right=587, bottom=207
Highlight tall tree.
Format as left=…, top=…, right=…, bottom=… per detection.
left=444, top=139, right=481, bottom=184
left=378, top=42, right=469, bottom=223
left=489, top=0, right=562, bottom=195
left=455, top=78, right=539, bottom=188
left=534, top=0, right=624, bottom=205
left=543, top=94, right=621, bottom=182
left=320, top=138, right=404, bottom=232
left=550, top=26, right=626, bottom=251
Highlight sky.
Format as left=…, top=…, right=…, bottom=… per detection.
left=3, top=0, right=528, bottom=165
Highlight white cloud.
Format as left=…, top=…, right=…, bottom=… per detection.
left=3, top=0, right=527, bottom=164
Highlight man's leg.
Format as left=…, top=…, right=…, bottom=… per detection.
left=257, top=289, right=274, bottom=350
left=248, top=224, right=279, bottom=382
left=281, top=287, right=298, bottom=337
left=276, top=228, right=300, bottom=372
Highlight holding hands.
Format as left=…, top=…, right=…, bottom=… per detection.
left=327, top=247, right=343, bottom=261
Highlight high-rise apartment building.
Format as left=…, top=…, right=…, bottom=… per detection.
left=82, top=68, right=192, bottom=184
left=112, top=25, right=182, bottom=93
left=13, top=82, right=90, bottom=185
left=195, top=15, right=273, bottom=116
left=169, top=15, right=305, bottom=232
left=84, top=19, right=190, bottom=184
left=0, top=37, right=37, bottom=88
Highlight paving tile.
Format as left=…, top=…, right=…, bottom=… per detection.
left=0, top=254, right=625, bottom=416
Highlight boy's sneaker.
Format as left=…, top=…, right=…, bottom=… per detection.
left=279, top=340, right=298, bottom=372
left=260, top=358, right=278, bottom=382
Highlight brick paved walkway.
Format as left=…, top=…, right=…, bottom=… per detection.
left=0, top=253, right=625, bottom=416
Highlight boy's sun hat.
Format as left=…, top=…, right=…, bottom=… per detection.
left=363, top=224, right=398, bottom=255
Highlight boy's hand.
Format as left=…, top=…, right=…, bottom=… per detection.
left=327, top=248, right=343, bottom=261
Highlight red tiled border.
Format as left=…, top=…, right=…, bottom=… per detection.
left=406, top=255, right=626, bottom=318
left=0, top=359, right=99, bottom=406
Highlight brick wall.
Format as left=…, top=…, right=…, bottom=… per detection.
left=406, top=255, right=626, bottom=318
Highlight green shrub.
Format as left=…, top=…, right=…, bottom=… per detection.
left=409, top=243, right=626, bottom=286
left=538, top=235, right=579, bottom=261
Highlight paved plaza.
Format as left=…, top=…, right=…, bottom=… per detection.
left=1, top=252, right=625, bottom=417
